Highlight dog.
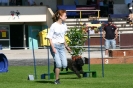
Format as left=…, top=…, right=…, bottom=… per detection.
left=53, top=58, right=84, bottom=78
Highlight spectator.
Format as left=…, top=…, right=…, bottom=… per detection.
left=86, top=0, right=92, bottom=5
left=33, top=1, right=36, bottom=5
left=89, top=27, right=95, bottom=34
left=40, top=2, right=43, bottom=6
left=16, top=0, right=22, bottom=6
left=102, top=17, right=118, bottom=57
left=125, top=0, right=132, bottom=13
left=91, top=0, right=95, bottom=4
left=108, top=0, right=114, bottom=14
left=9, top=0, right=16, bottom=6
left=28, top=0, right=35, bottom=6
left=129, top=0, right=133, bottom=14
left=127, top=0, right=132, bottom=7
left=103, top=0, right=107, bottom=5
left=99, top=0, right=104, bottom=16
left=0, top=0, right=8, bottom=6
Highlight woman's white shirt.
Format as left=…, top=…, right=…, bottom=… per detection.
left=47, top=22, right=67, bottom=43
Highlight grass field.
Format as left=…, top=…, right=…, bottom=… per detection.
left=0, top=64, right=133, bottom=88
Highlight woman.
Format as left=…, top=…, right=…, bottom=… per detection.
left=47, top=10, right=71, bottom=84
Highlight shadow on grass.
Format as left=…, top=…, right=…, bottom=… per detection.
left=35, top=80, right=54, bottom=84
left=61, top=77, right=80, bottom=79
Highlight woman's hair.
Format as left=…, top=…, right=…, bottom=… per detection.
left=52, top=10, right=66, bottom=22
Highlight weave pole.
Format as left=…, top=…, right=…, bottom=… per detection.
left=30, top=26, right=37, bottom=79
left=46, top=26, right=50, bottom=80
left=87, top=30, right=90, bottom=72
left=99, top=23, right=104, bottom=77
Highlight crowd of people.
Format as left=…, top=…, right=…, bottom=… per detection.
left=26, top=0, right=43, bottom=6
left=99, top=0, right=114, bottom=16
left=86, top=0, right=114, bottom=17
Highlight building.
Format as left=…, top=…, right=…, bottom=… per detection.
left=0, top=6, right=53, bottom=50
left=0, top=0, right=130, bottom=50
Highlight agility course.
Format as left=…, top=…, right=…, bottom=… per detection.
left=1, top=18, right=133, bottom=88
left=0, top=53, right=8, bottom=73
left=28, top=18, right=133, bottom=80
left=38, top=23, right=106, bottom=80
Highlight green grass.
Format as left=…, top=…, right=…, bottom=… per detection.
left=0, top=64, right=133, bottom=88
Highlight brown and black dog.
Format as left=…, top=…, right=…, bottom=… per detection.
left=53, top=58, right=84, bottom=78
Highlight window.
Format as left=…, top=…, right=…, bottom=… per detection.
left=0, top=25, right=10, bottom=49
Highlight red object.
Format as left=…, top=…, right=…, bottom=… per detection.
left=11, top=14, right=14, bottom=16
left=72, top=56, right=81, bottom=61
left=0, top=30, right=6, bottom=32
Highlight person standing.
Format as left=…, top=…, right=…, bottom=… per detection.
left=129, top=0, right=133, bottom=14
left=47, top=10, right=71, bottom=84
left=27, top=0, right=34, bottom=6
left=0, top=0, right=8, bottom=6
left=40, top=2, right=43, bottom=6
left=86, top=0, right=92, bottom=5
left=99, top=0, right=104, bottom=16
left=16, top=0, right=22, bottom=6
left=108, top=0, right=114, bottom=14
left=103, top=17, right=118, bottom=57
left=126, top=0, right=132, bottom=13
left=9, top=0, right=16, bottom=6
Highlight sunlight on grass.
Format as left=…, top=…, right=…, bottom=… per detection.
left=0, top=64, right=133, bottom=88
